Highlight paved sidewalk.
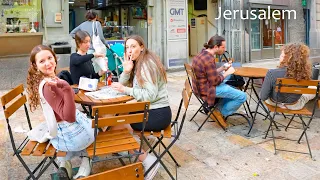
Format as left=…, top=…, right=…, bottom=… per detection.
left=1, top=60, right=320, bottom=179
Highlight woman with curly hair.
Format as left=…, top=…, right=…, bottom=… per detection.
left=27, top=45, right=94, bottom=179
left=260, top=43, right=314, bottom=110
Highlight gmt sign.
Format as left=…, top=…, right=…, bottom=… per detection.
left=169, top=8, right=184, bottom=15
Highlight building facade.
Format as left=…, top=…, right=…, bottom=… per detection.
left=216, top=0, right=320, bottom=63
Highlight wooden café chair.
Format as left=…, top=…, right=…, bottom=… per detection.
left=80, top=162, right=143, bottom=180
left=261, top=78, right=320, bottom=159
left=0, top=84, right=66, bottom=179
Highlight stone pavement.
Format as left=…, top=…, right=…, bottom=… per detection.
left=1, top=60, right=320, bottom=179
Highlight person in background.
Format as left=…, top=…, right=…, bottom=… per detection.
left=26, top=45, right=94, bottom=179
left=70, top=30, right=106, bottom=84
left=261, top=43, right=315, bottom=110
left=111, top=35, right=171, bottom=180
left=70, top=10, right=108, bottom=72
left=192, top=35, right=247, bottom=128
left=70, top=10, right=107, bottom=52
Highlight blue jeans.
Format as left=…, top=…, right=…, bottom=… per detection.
left=215, top=83, right=247, bottom=117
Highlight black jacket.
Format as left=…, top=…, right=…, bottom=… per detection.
left=70, top=53, right=101, bottom=84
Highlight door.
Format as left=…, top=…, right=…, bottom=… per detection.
left=261, top=18, right=274, bottom=59
left=261, top=9, right=286, bottom=59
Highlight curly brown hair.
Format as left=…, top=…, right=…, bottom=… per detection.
left=124, top=35, right=167, bottom=87
left=279, top=43, right=311, bottom=81
left=26, top=45, right=57, bottom=112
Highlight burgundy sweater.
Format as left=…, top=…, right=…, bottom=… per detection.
left=43, top=79, right=76, bottom=123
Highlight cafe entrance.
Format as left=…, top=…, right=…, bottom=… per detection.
left=251, top=9, right=287, bottom=60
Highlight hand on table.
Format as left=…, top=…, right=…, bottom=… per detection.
left=111, top=82, right=125, bottom=93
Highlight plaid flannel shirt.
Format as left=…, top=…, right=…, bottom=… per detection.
left=192, top=50, right=224, bottom=107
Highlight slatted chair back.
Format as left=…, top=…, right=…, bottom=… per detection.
left=91, top=101, right=150, bottom=128
left=80, top=162, right=143, bottom=180
left=184, top=63, right=203, bottom=102
left=184, top=63, right=196, bottom=87
left=1, top=84, right=32, bottom=150
left=275, top=78, right=320, bottom=111
left=1, top=84, right=65, bottom=179
left=89, top=101, right=150, bottom=160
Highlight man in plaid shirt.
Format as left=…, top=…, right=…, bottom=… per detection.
left=192, top=35, right=247, bottom=128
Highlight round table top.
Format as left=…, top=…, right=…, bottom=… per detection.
left=234, top=67, right=269, bottom=78
left=73, top=82, right=134, bottom=106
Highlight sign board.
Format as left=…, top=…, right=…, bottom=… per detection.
left=167, top=0, right=187, bottom=40
left=55, top=13, right=62, bottom=23
left=166, top=0, right=188, bottom=69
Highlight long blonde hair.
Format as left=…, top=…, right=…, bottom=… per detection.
left=124, top=35, right=167, bottom=86
left=279, top=43, right=311, bottom=81
left=26, top=45, right=57, bottom=112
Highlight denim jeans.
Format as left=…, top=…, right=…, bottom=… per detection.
left=50, top=109, right=94, bottom=152
left=215, top=83, right=247, bottom=117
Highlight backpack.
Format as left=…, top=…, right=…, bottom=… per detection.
left=57, top=70, right=73, bottom=85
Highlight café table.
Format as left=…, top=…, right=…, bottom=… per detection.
left=72, top=82, right=134, bottom=116
left=234, top=67, right=270, bottom=135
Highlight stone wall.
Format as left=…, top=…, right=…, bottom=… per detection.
left=287, top=0, right=306, bottom=43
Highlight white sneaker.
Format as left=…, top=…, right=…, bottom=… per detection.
left=143, top=154, right=160, bottom=180
left=73, top=157, right=92, bottom=179
left=57, top=160, right=72, bottom=180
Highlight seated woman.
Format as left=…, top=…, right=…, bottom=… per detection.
left=70, top=30, right=106, bottom=84
left=111, top=35, right=171, bottom=180
left=27, top=45, right=94, bottom=179
left=260, top=43, right=315, bottom=110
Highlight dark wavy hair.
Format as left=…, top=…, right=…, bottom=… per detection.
left=85, top=10, right=97, bottom=21
left=75, top=30, right=90, bottom=50
left=26, top=45, right=57, bottom=112
left=124, top=35, right=167, bottom=86
left=203, top=35, right=225, bottom=49
left=279, top=43, right=311, bottom=81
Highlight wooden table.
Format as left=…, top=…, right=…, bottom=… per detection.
left=72, top=82, right=134, bottom=115
left=234, top=67, right=268, bottom=78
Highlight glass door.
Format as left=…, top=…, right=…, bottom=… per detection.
left=274, top=11, right=286, bottom=58
left=261, top=9, right=286, bottom=59
left=261, top=18, right=274, bottom=59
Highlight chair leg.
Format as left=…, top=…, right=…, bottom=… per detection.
left=295, top=115, right=313, bottom=158
left=264, top=111, right=276, bottom=139
left=142, top=136, right=175, bottom=180
left=25, top=155, right=57, bottom=180
left=247, top=100, right=261, bottom=135
left=158, top=137, right=180, bottom=167
left=197, top=113, right=213, bottom=132
left=189, top=106, right=202, bottom=122
left=270, top=119, right=277, bottom=155
left=285, top=114, right=296, bottom=131
left=35, top=155, right=57, bottom=179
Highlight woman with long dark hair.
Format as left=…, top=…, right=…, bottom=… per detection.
left=70, top=30, right=105, bottom=84
left=111, top=35, right=171, bottom=180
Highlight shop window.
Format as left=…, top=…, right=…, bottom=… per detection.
left=251, top=11, right=260, bottom=50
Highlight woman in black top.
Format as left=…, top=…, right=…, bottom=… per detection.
left=70, top=30, right=106, bottom=84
